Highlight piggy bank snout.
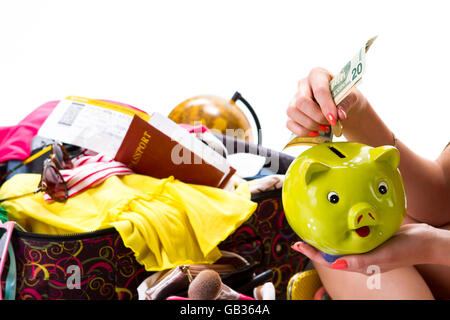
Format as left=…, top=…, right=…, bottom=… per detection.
left=347, top=202, right=378, bottom=230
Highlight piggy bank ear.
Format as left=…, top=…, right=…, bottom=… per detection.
left=301, top=160, right=330, bottom=185
left=370, top=145, right=400, bottom=170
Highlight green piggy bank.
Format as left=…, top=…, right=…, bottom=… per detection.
left=282, top=142, right=406, bottom=261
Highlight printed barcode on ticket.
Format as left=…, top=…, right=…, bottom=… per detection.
left=57, top=102, right=85, bottom=126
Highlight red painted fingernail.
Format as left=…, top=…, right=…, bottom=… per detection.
left=331, top=260, right=348, bottom=270
left=308, top=131, right=320, bottom=137
left=318, top=124, right=330, bottom=132
left=338, top=108, right=347, bottom=120
left=326, top=113, right=336, bottom=126
left=291, top=242, right=304, bottom=253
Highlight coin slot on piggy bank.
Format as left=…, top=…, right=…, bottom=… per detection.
left=282, top=142, right=406, bottom=262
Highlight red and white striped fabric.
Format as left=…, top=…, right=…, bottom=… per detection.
left=43, top=152, right=134, bottom=201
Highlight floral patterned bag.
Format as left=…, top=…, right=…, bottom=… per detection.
left=219, top=189, right=308, bottom=299
left=1, top=227, right=152, bottom=300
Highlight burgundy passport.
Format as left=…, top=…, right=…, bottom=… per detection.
left=114, top=113, right=236, bottom=188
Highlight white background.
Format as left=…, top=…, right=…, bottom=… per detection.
left=1, top=0, right=449, bottom=160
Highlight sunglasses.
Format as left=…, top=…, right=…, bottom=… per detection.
left=0, top=143, right=74, bottom=203
left=0, top=221, right=16, bottom=300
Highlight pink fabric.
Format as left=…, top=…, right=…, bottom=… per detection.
left=0, top=99, right=149, bottom=163
left=43, top=151, right=134, bottom=202
left=178, top=123, right=209, bottom=133
left=0, top=101, right=59, bottom=163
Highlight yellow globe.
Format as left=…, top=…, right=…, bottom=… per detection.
left=168, top=92, right=261, bottom=144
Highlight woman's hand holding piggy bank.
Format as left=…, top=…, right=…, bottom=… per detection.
left=282, top=142, right=406, bottom=262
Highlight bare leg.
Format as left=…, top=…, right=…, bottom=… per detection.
left=403, top=216, right=450, bottom=299
left=314, top=263, right=434, bottom=300
left=415, top=264, right=450, bottom=300
left=315, top=215, right=450, bottom=299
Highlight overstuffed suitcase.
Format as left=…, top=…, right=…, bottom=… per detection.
left=1, top=135, right=306, bottom=300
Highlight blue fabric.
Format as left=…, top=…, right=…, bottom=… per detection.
left=244, top=167, right=274, bottom=181
left=5, top=242, right=16, bottom=300
left=5, top=160, right=28, bottom=181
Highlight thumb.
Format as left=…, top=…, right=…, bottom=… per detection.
left=336, top=91, right=359, bottom=121
left=331, top=254, right=374, bottom=273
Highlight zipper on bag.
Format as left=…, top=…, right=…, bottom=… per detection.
left=13, top=226, right=117, bottom=241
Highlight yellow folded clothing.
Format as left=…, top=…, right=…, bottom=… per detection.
left=0, top=173, right=257, bottom=271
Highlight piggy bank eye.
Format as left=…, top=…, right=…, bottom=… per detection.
left=378, top=181, right=388, bottom=194
left=327, top=191, right=339, bottom=204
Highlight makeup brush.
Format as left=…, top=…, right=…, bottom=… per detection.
left=187, top=269, right=255, bottom=300
left=188, top=269, right=222, bottom=300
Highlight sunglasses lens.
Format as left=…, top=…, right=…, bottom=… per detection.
left=42, top=162, right=68, bottom=202
left=52, top=143, right=73, bottom=169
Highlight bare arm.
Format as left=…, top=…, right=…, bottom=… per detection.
left=343, top=94, right=450, bottom=227
left=287, top=67, right=450, bottom=227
